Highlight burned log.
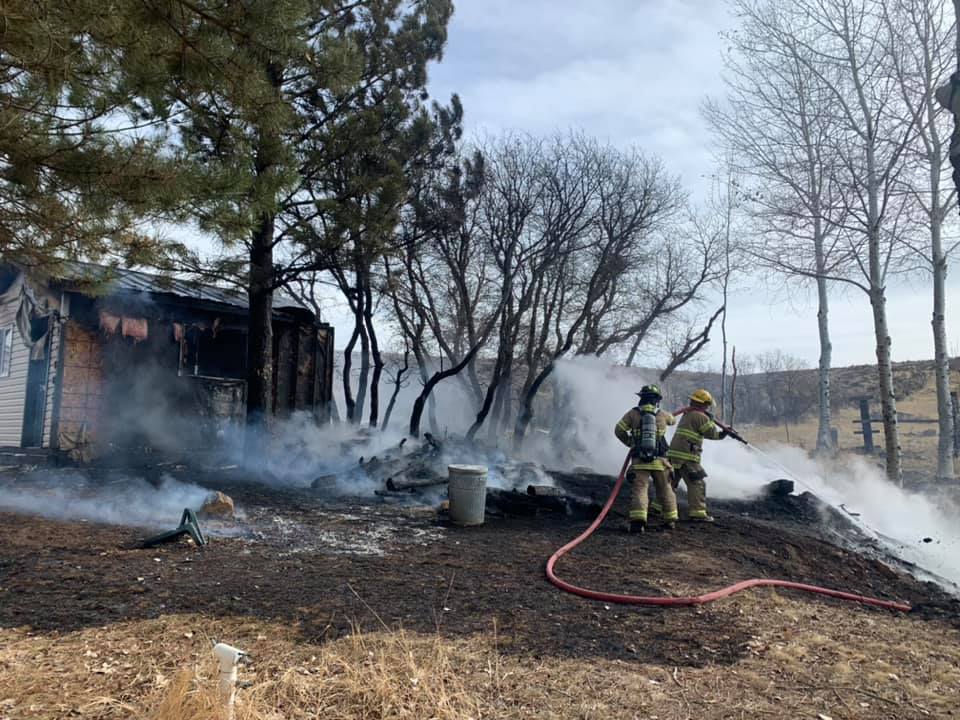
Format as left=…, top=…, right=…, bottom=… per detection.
left=375, top=489, right=416, bottom=499
left=763, top=479, right=795, bottom=498
left=485, top=488, right=542, bottom=516
left=486, top=486, right=603, bottom=518
left=526, top=485, right=566, bottom=497
left=386, top=474, right=446, bottom=492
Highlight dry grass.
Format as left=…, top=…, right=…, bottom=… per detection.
left=148, top=630, right=485, bottom=720
left=2, top=599, right=959, bottom=720
left=744, top=369, right=960, bottom=482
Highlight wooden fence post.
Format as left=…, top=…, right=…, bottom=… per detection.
left=859, top=397, right=874, bottom=453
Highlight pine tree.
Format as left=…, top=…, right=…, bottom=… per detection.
left=119, top=1, right=455, bottom=437
left=0, top=0, right=183, bottom=271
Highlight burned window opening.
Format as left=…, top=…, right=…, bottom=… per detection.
left=179, top=326, right=247, bottom=381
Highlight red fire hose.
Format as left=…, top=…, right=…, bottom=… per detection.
left=545, top=448, right=912, bottom=613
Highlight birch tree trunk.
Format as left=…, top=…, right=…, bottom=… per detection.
left=870, top=284, right=902, bottom=485
left=814, top=206, right=833, bottom=452
left=888, top=0, right=955, bottom=479
left=931, top=209, right=954, bottom=478
left=815, top=272, right=833, bottom=451
left=939, top=0, right=960, bottom=477
left=866, top=123, right=902, bottom=483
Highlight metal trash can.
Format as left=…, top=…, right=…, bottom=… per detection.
left=447, top=464, right=488, bottom=526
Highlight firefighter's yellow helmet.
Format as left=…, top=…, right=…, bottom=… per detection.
left=689, top=388, right=714, bottom=406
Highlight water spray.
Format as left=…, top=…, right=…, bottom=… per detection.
left=723, top=421, right=960, bottom=589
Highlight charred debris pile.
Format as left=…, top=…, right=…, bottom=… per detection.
left=305, top=432, right=605, bottom=519
left=302, top=431, right=854, bottom=526
left=303, top=430, right=955, bottom=586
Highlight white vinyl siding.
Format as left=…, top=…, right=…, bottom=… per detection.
left=0, top=297, right=29, bottom=446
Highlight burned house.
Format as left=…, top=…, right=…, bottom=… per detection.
left=0, top=263, right=333, bottom=461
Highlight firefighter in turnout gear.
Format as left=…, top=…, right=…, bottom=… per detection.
left=614, top=384, right=679, bottom=533
left=667, top=388, right=729, bottom=522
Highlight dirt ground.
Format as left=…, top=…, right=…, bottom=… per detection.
left=1, top=469, right=959, bottom=719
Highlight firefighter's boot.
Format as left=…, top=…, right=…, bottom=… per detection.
left=628, top=518, right=646, bottom=533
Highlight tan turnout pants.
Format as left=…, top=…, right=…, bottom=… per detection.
left=672, top=462, right=709, bottom=519
left=630, top=468, right=678, bottom=522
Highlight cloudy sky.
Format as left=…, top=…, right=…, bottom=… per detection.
left=414, top=0, right=960, bottom=370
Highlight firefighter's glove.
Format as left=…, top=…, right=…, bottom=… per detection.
left=718, top=429, right=729, bottom=440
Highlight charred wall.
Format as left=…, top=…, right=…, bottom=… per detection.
left=273, top=320, right=334, bottom=421
left=49, top=294, right=334, bottom=461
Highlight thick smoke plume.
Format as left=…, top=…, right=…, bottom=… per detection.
left=553, top=356, right=960, bottom=587
left=240, top=411, right=554, bottom=496
left=0, top=472, right=213, bottom=529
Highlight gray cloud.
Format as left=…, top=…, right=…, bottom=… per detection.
left=421, top=1, right=957, bottom=368
left=430, top=0, right=732, bottom=189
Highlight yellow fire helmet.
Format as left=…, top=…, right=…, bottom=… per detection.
left=689, top=388, right=714, bottom=406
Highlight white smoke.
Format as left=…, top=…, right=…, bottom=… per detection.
left=551, top=356, right=649, bottom=475
left=553, top=355, right=960, bottom=587
left=0, top=473, right=213, bottom=529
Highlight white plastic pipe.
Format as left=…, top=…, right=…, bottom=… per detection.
left=213, top=643, right=245, bottom=720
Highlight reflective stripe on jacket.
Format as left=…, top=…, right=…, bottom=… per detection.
left=667, top=408, right=721, bottom=465
left=615, top=404, right=676, bottom=471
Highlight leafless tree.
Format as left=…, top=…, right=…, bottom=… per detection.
left=756, top=350, right=817, bottom=441
left=381, top=342, right=411, bottom=433
left=385, top=132, right=725, bottom=442
left=385, top=145, right=505, bottom=437
left=722, top=0, right=918, bottom=484
left=509, top=141, right=698, bottom=446
left=882, top=0, right=957, bottom=479
left=705, top=0, right=853, bottom=452
left=939, top=2, right=960, bottom=206
left=466, top=134, right=592, bottom=442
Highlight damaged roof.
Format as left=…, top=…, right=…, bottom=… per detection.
left=51, top=262, right=307, bottom=313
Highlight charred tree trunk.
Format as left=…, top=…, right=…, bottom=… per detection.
left=409, top=345, right=482, bottom=438
left=513, top=361, right=555, bottom=449
left=246, top=215, right=275, bottom=436
left=499, top=370, right=513, bottom=438
left=488, top=365, right=513, bottom=444
left=487, top=377, right=505, bottom=445
left=381, top=350, right=409, bottom=433
left=466, top=360, right=485, bottom=412
left=354, top=310, right=370, bottom=425
left=467, top=358, right=505, bottom=441
left=342, top=324, right=360, bottom=422
left=364, top=280, right=384, bottom=428
left=413, top=354, right=440, bottom=435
